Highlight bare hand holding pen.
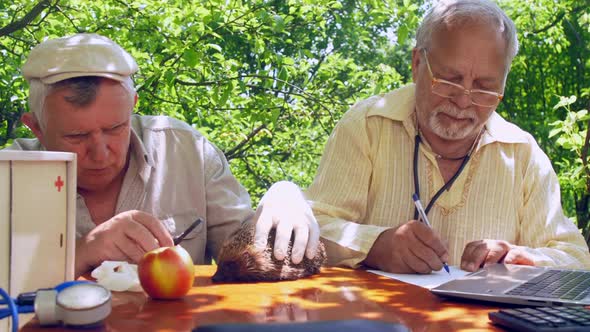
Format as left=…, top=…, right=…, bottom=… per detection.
left=412, top=194, right=450, bottom=274
left=363, top=220, right=449, bottom=274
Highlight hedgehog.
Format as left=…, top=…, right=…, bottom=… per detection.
left=212, top=221, right=327, bottom=282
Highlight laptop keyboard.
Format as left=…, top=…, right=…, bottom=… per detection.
left=505, top=270, right=590, bottom=301
left=489, top=306, right=590, bottom=331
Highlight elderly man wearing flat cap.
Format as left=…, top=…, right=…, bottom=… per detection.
left=6, top=33, right=320, bottom=277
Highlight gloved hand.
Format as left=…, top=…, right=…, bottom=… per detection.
left=253, top=181, right=320, bottom=264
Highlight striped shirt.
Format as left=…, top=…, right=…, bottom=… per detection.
left=307, top=84, right=590, bottom=269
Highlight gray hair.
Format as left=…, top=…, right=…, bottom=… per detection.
left=28, top=76, right=136, bottom=131
left=416, top=0, right=519, bottom=63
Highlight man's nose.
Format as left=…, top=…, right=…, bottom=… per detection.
left=450, top=89, right=473, bottom=109
left=88, top=133, right=109, bottom=161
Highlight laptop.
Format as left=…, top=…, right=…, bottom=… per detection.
left=430, top=263, right=590, bottom=306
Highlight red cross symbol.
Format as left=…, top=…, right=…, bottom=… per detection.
left=54, top=176, right=64, bottom=192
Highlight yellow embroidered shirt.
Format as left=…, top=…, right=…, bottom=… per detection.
left=307, top=84, right=590, bottom=269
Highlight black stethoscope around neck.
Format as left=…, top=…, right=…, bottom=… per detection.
left=412, top=134, right=473, bottom=220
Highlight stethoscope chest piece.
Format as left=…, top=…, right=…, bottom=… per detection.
left=35, top=282, right=111, bottom=327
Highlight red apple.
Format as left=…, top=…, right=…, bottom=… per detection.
left=138, top=245, right=195, bottom=300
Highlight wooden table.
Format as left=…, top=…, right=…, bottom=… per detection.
left=22, top=266, right=506, bottom=331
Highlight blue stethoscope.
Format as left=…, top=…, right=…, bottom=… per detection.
left=0, top=281, right=111, bottom=331
left=412, top=134, right=473, bottom=220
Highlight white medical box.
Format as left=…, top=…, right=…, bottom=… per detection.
left=0, top=150, right=76, bottom=331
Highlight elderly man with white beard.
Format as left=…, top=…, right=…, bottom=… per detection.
left=306, top=0, right=590, bottom=274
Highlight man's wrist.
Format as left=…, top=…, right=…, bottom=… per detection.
left=74, top=238, right=93, bottom=278
left=74, top=259, right=91, bottom=279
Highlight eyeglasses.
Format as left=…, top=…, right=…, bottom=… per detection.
left=421, top=49, right=503, bottom=108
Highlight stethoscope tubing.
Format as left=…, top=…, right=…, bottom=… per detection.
left=413, top=134, right=472, bottom=219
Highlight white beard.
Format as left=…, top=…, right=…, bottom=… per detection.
left=426, top=104, right=479, bottom=140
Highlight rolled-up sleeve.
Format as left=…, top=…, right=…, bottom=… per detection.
left=306, top=101, right=389, bottom=268
left=202, top=138, right=254, bottom=260
left=517, top=139, right=590, bottom=268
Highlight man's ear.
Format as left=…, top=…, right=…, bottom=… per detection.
left=411, top=47, right=421, bottom=83
left=21, top=113, right=44, bottom=141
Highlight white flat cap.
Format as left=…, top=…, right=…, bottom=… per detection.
left=22, top=33, right=138, bottom=84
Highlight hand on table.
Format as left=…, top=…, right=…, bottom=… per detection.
left=75, top=210, right=173, bottom=277
left=364, top=220, right=449, bottom=274
left=253, top=181, right=320, bottom=264
left=460, top=239, right=535, bottom=272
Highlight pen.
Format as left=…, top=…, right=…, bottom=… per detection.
left=412, top=193, right=450, bottom=274
left=173, top=218, right=203, bottom=245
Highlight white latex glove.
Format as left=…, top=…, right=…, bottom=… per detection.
left=253, top=181, right=320, bottom=264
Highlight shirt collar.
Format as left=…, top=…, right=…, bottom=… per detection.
left=481, top=112, right=529, bottom=144
left=129, top=121, right=154, bottom=183
left=365, top=83, right=528, bottom=145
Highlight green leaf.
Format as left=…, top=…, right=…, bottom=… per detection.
left=164, top=70, right=176, bottom=85
left=183, top=49, right=200, bottom=67
left=207, top=43, right=222, bottom=52
left=331, top=2, right=343, bottom=9
left=277, top=67, right=289, bottom=90
left=397, top=25, right=409, bottom=45
left=273, top=15, right=285, bottom=33
left=219, top=82, right=233, bottom=106
left=548, top=128, right=562, bottom=138
left=556, top=136, right=567, bottom=147
left=282, top=57, right=295, bottom=65
left=553, top=95, right=577, bottom=110
left=271, top=108, right=281, bottom=126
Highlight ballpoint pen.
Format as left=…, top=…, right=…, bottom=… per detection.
left=173, top=218, right=203, bottom=245
left=412, top=193, right=450, bottom=274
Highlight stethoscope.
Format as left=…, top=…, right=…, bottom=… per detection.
left=0, top=281, right=111, bottom=331
left=412, top=133, right=474, bottom=220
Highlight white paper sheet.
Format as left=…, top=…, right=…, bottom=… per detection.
left=368, top=266, right=470, bottom=289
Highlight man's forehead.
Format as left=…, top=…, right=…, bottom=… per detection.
left=59, top=117, right=130, bottom=133
left=428, top=24, right=508, bottom=65
left=48, top=78, right=132, bottom=102
left=44, top=89, right=133, bottom=132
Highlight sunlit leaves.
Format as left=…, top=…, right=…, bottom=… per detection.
left=553, top=95, right=578, bottom=110
left=183, top=49, right=200, bottom=68
left=494, top=0, right=590, bottom=226
left=0, top=1, right=439, bottom=205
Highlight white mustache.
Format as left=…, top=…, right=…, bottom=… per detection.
left=433, top=104, right=476, bottom=121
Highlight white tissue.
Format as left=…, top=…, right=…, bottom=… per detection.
left=91, top=261, right=143, bottom=292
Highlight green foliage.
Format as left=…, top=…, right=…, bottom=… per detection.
left=549, top=96, right=587, bottom=192
left=497, top=0, right=590, bottom=235
left=0, top=0, right=419, bottom=203
left=549, top=94, right=590, bottom=240
left=2, top=0, right=590, bottom=242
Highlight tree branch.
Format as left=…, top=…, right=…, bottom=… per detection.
left=224, top=124, right=267, bottom=160
left=531, top=6, right=585, bottom=34
left=176, top=74, right=347, bottom=107
left=582, top=101, right=590, bottom=195
left=0, top=0, right=54, bottom=37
